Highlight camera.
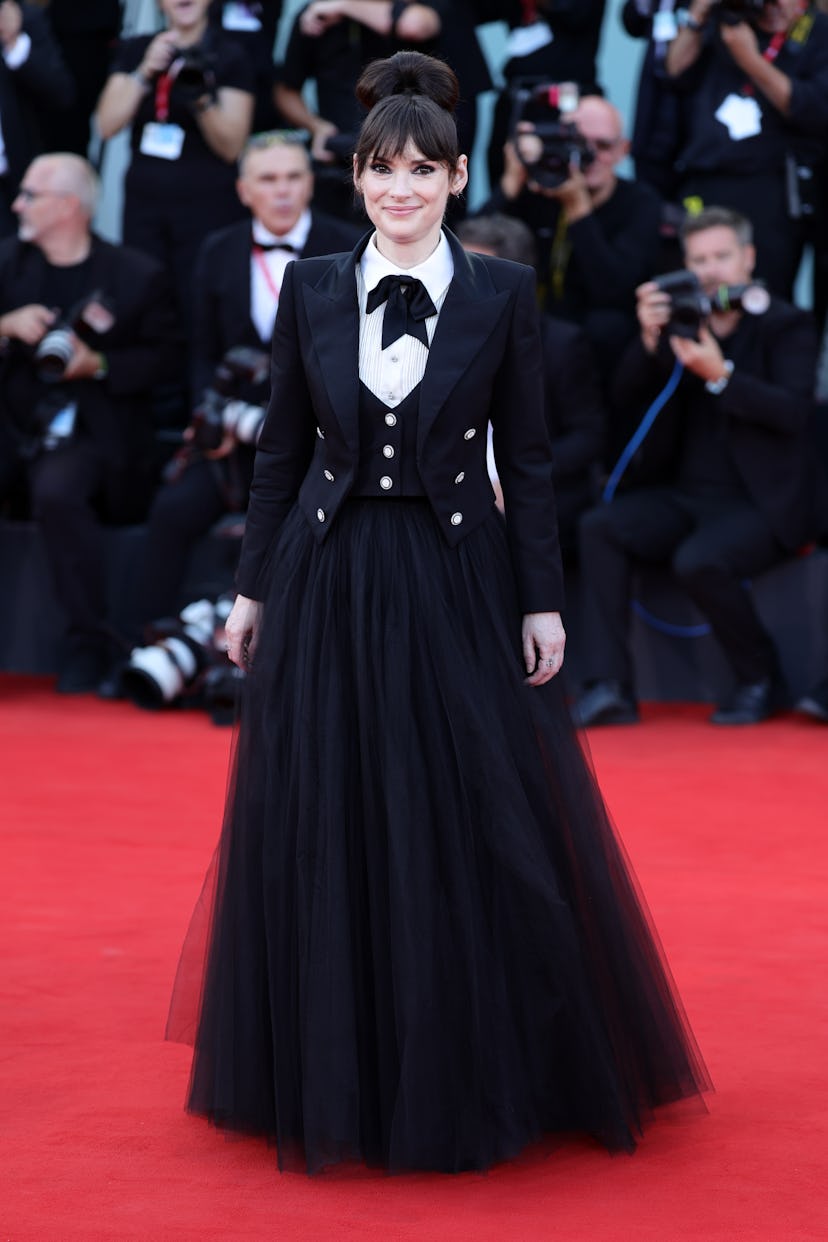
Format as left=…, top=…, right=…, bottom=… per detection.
left=653, top=269, right=770, bottom=338
left=168, top=45, right=218, bottom=106
left=712, top=0, right=766, bottom=25
left=120, top=596, right=237, bottom=711
left=35, top=293, right=115, bottom=382
left=189, top=346, right=270, bottom=452
left=507, top=80, right=595, bottom=190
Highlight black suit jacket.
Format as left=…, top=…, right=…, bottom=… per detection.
left=0, top=234, right=179, bottom=468
left=190, top=210, right=363, bottom=398
left=611, top=298, right=825, bottom=550
left=236, top=229, right=564, bottom=614
left=0, top=5, right=75, bottom=187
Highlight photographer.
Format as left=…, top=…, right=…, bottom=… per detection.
left=478, top=94, right=663, bottom=386
left=485, top=0, right=607, bottom=186
left=129, top=131, right=360, bottom=635
left=572, top=206, right=823, bottom=726
left=0, top=154, right=179, bottom=693
left=0, top=1, right=75, bottom=232
left=94, top=0, right=254, bottom=326
left=273, top=1, right=489, bottom=220
left=663, top=0, right=828, bottom=298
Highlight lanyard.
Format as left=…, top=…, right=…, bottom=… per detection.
left=520, top=0, right=537, bottom=23
left=155, top=73, right=173, bottom=123
left=741, top=4, right=810, bottom=94
left=253, top=246, right=282, bottom=302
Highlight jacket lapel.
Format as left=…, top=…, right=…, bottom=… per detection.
left=418, top=231, right=510, bottom=452
left=300, top=233, right=370, bottom=452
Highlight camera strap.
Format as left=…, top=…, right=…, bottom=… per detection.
left=740, top=3, right=813, bottom=94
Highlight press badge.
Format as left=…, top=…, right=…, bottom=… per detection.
left=140, top=121, right=186, bottom=160
left=506, top=21, right=554, bottom=59
left=44, top=402, right=77, bottom=449
left=715, top=94, right=762, bottom=141
left=223, top=2, right=262, bottom=31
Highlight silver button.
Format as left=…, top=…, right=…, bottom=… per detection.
left=382, top=445, right=395, bottom=459
left=386, top=393, right=396, bottom=403
left=454, top=471, right=465, bottom=484
left=385, top=413, right=397, bottom=427
left=324, top=469, right=335, bottom=482
left=380, top=476, right=393, bottom=490
left=316, top=508, right=326, bottom=523
left=316, top=426, right=325, bottom=439
left=463, top=428, right=476, bottom=441
left=390, top=354, right=399, bottom=363
left=450, top=512, right=463, bottom=526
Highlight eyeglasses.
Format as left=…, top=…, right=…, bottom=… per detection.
left=15, top=187, right=65, bottom=203
left=591, top=137, right=621, bottom=153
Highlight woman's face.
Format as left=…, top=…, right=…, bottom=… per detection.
left=159, top=0, right=211, bottom=32
left=355, top=141, right=467, bottom=254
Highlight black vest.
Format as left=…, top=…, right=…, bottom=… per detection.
left=350, top=381, right=425, bottom=497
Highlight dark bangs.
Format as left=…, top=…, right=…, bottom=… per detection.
left=354, top=94, right=459, bottom=176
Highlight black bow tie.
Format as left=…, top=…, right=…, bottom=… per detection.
left=365, top=274, right=437, bottom=350
left=253, top=239, right=297, bottom=253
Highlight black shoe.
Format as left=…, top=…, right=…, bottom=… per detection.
left=571, top=680, right=639, bottom=727
left=55, top=644, right=110, bottom=694
left=97, top=661, right=127, bottom=701
left=794, top=678, right=828, bottom=723
left=710, top=676, right=786, bottom=725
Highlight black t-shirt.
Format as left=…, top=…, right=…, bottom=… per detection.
left=277, top=2, right=449, bottom=138
left=673, top=13, right=828, bottom=177
left=112, top=31, right=255, bottom=199
left=501, top=0, right=606, bottom=92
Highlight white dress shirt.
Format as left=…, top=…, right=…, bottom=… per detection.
left=250, top=210, right=312, bottom=343
left=357, top=231, right=454, bottom=407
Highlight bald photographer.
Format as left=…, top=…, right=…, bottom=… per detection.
left=0, top=154, right=178, bottom=693
left=572, top=206, right=824, bottom=726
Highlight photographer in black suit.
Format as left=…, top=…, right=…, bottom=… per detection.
left=131, top=131, right=361, bottom=633
left=573, top=206, right=823, bottom=726
left=0, top=154, right=179, bottom=691
left=0, top=1, right=74, bottom=232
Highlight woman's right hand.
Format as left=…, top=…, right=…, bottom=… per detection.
left=139, top=29, right=179, bottom=80
left=225, top=594, right=263, bottom=669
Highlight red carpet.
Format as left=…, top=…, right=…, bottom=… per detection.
left=2, top=674, right=826, bottom=1240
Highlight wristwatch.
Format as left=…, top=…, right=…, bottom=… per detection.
left=677, top=9, right=706, bottom=32
left=705, top=360, right=734, bottom=395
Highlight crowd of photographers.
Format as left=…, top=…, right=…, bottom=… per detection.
left=0, top=0, right=827, bottom=723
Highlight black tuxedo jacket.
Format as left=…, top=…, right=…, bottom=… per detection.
left=0, top=5, right=75, bottom=188
left=0, top=234, right=179, bottom=467
left=236, top=229, right=564, bottom=614
left=191, top=210, right=362, bottom=398
left=611, top=297, right=825, bottom=550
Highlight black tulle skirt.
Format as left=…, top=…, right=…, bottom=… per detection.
left=167, top=499, right=710, bottom=1173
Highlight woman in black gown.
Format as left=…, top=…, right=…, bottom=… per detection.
left=167, top=51, right=710, bottom=1174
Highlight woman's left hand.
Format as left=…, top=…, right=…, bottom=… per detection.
left=522, top=612, right=566, bottom=686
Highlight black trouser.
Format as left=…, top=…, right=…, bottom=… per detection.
left=133, top=458, right=230, bottom=630
left=578, top=488, right=786, bottom=687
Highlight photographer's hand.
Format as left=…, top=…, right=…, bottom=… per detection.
left=0, top=304, right=55, bottom=345
left=63, top=336, right=106, bottom=381
left=140, top=30, right=179, bottom=80
left=719, top=20, right=761, bottom=68
left=546, top=166, right=592, bottom=222
left=636, top=281, right=672, bottom=354
left=665, top=1, right=715, bottom=76
left=499, top=132, right=530, bottom=201
left=300, top=1, right=346, bottom=36
left=668, top=325, right=728, bottom=383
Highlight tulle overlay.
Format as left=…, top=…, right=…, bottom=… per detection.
left=167, top=499, right=709, bottom=1173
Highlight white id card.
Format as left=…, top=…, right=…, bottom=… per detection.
left=140, top=121, right=186, bottom=161
left=223, top=2, right=262, bottom=31
left=46, top=403, right=77, bottom=442
left=506, top=21, right=554, bottom=59
left=715, top=93, right=762, bottom=142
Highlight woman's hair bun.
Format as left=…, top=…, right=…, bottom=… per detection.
left=356, top=51, right=459, bottom=115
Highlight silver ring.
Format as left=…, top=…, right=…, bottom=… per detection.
left=544, top=658, right=555, bottom=667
